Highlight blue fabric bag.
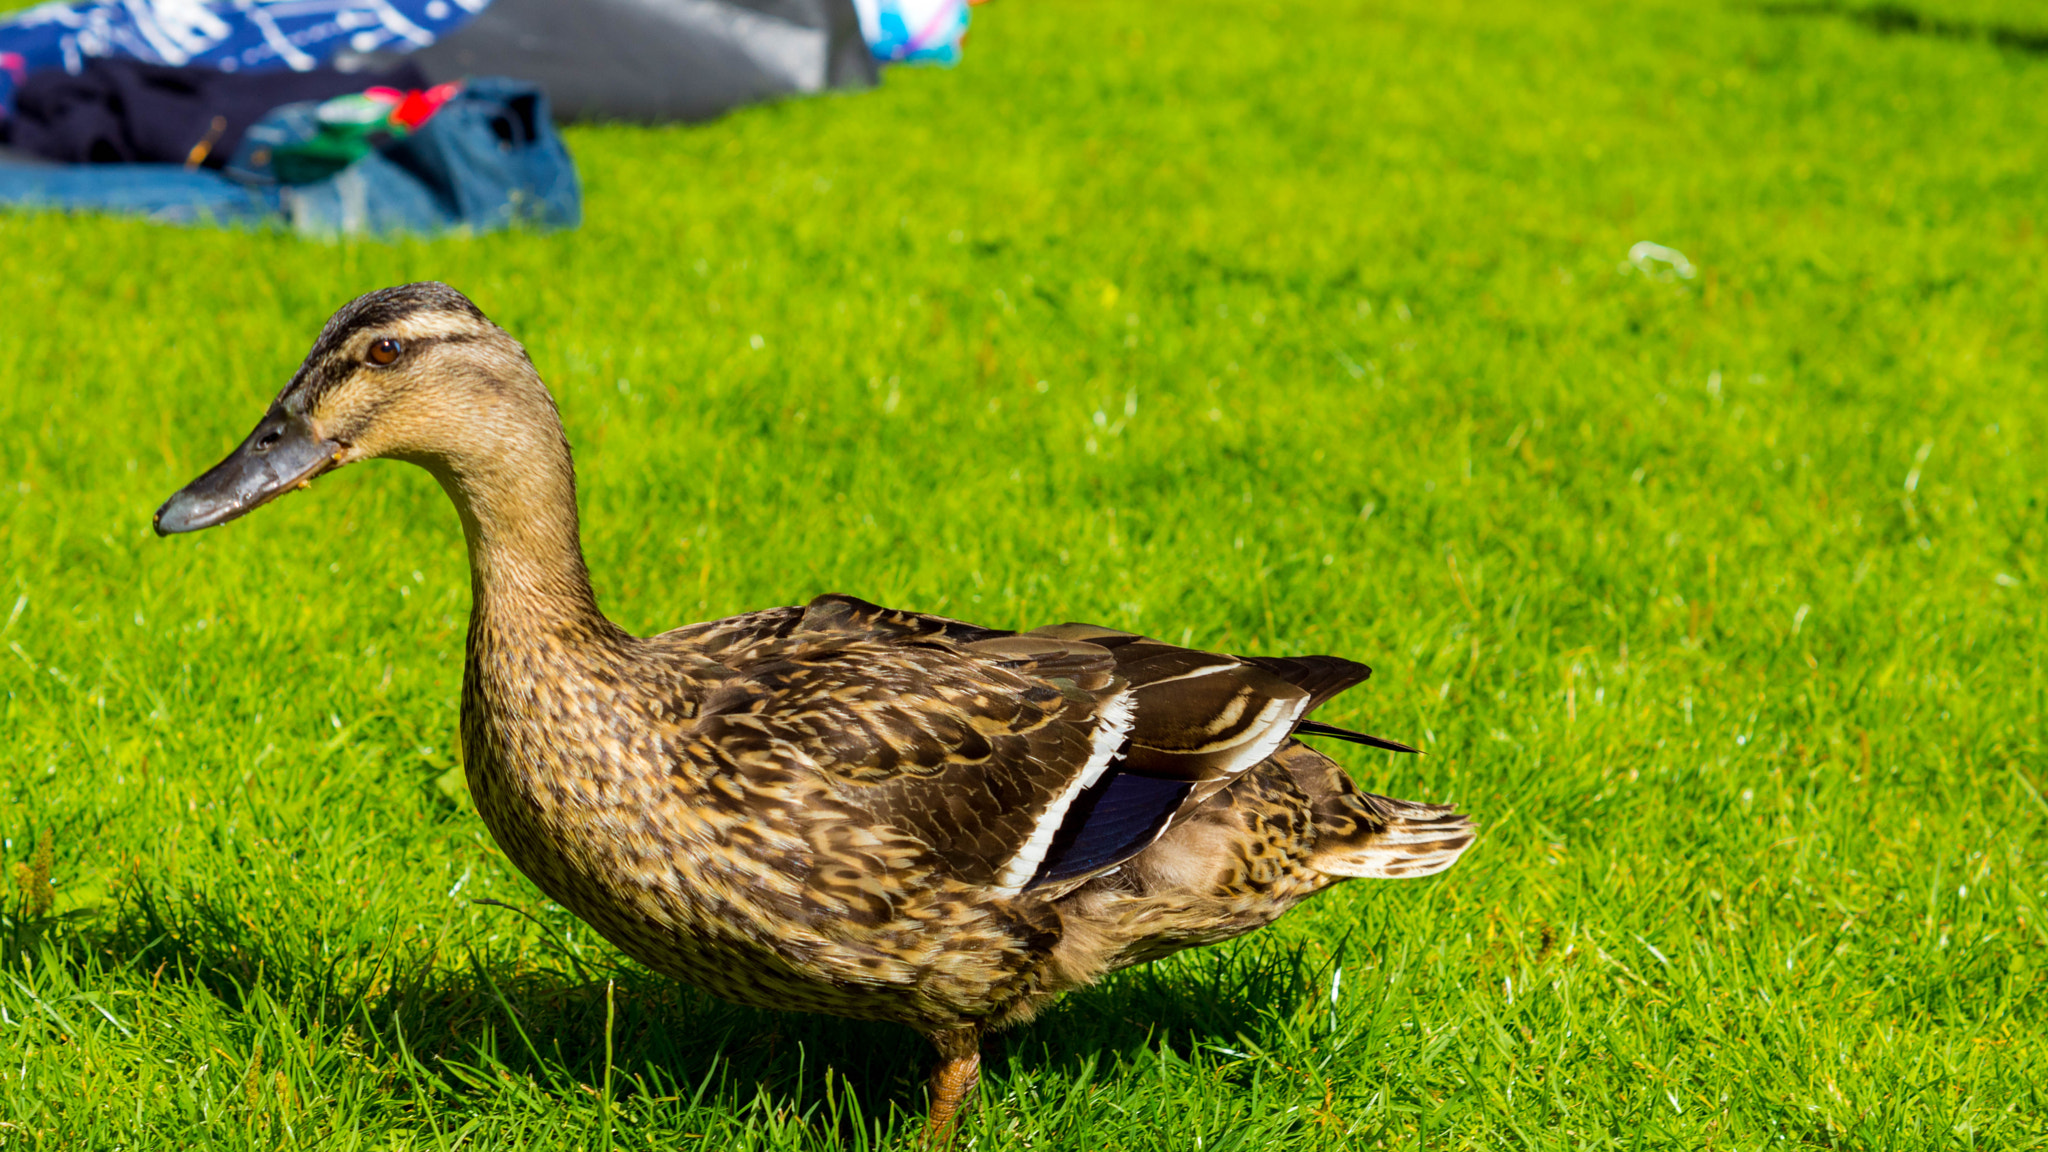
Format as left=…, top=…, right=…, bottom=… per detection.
left=0, top=76, right=578, bottom=238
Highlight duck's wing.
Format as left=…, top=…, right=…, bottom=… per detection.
left=1015, top=625, right=1367, bottom=890
left=1026, top=625, right=1351, bottom=803
left=692, top=595, right=1123, bottom=896
left=1236, top=653, right=1373, bottom=709
left=694, top=596, right=1368, bottom=899
left=654, top=604, right=808, bottom=661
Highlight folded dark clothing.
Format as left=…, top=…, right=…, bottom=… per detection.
left=0, top=59, right=429, bottom=168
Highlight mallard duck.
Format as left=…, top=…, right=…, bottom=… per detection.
left=154, top=282, right=1475, bottom=1136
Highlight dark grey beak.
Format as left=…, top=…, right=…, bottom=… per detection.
left=153, top=408, right=342, bottom=536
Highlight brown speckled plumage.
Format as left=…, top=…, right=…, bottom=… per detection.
left=156, top=283, right=1476, bottom=1136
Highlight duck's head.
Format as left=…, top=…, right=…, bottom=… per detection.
left=154, top=282, right=556, bottom=536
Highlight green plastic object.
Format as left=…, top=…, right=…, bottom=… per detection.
left=270, top=93, right=404, bottom=185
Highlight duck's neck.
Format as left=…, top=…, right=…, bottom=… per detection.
left=428, top=422, right=622, bottom=650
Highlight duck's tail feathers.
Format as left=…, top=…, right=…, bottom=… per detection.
left=1291, top=719, right=1422, bottom=755
left=1311, top=795, right=1476, bottom=880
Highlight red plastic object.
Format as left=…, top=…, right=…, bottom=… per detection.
left=390, top=82, right=463, bottom=130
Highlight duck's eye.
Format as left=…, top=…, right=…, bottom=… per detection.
left=367, top=338, right=403, bottom=366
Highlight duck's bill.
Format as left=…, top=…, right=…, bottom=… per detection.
left=153, top=409, right=341, bottom=536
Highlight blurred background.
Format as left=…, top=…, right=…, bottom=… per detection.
left=0, top=1, right=2042, bottom=1147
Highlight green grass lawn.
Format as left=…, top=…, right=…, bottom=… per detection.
left=2, top=0, right=2045, bottom=1146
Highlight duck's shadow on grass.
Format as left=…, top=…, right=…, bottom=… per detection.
left=81, top=884, right=1327, bottom=1136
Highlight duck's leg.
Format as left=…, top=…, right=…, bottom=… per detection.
left=923, top=1024, right=982, bottom=1143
